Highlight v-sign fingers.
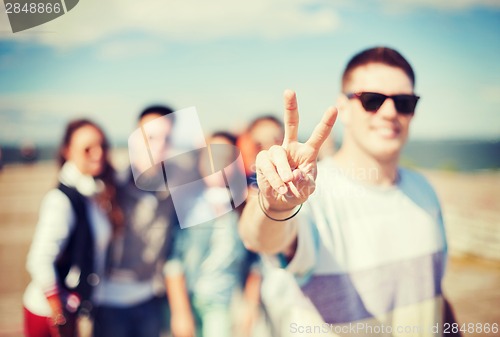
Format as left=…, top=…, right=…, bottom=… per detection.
left=305, top=106, right=338, bottom=154
left=282, top=89, right=299, bottom=148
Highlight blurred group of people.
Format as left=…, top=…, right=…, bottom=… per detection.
left=23, top=46, right=458, bottom=337
left=23, top=104, right=287, bottom=337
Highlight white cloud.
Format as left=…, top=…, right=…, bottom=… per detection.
left=0, top=0, right=339, bottom=49
left=0, top=92, right=138, bottom=144
left=96, top=39, right=165, bottom=60
left=379, top=0, right=500, bottom=12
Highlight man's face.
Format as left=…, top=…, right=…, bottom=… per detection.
left=199, top=136, right=234, bottom=188
left=339, top=63, right=415, bottom=162
left=132, top=113, right=172, bottom=174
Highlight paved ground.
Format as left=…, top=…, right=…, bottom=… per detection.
left=0, top=162, right=499, bottom=337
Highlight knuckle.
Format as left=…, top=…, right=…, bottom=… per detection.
left=268, top=177, right=282, bottom=189
left=268, top=145, right=284, bottom=155
left=308, top=183, right=316, bottom=195
left=255, top=150, right=269, bottom=163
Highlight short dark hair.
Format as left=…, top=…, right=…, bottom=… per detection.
left=210, top=131, right=238, bottom=146
left=139, top=105, right=175, bottom=123
left=342, top=46, right=415, bottom=91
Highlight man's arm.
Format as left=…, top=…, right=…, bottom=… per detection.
left=163, top=225, right=195, bottom=337
left=239, top=191, right=299, bottom=255
left=239, top=90, right=337, bottom=256
left=165, top=274, right=196, bottom=337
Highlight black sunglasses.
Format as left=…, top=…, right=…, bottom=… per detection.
left=346, top=92, right=420, bottom=115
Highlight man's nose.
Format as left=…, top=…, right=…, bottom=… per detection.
left=377, top=98, right=398, bottom=119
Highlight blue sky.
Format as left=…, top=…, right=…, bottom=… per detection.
left=0, top=0, right=499, bottom=146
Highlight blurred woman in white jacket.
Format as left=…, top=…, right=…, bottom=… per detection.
left=23, top=119, right=122, bottom=337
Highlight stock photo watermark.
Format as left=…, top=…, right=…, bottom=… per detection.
left=290, top=322, right=499, bottom=335
left=3, top=0, right=80, bottom=32
left=128, top=107, right=247, bottom=229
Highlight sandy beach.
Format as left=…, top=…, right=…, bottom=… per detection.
left=0, top=162, right=499, bottom=337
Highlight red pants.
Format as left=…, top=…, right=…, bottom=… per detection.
left=24, top=307, right=76, bottom=337
left=23, top=307, right=52, bottom=337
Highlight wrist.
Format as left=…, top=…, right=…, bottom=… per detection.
left=258, top=190, right=302, bottom=222
left=50, top=312, right=67, bottom=326
left=258, top=190, right=297, bottom=213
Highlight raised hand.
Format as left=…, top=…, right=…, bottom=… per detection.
left=256, top=90, right=337, bottom=212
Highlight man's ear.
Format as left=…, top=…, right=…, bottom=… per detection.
left=336, top=94, right=351, bottom=126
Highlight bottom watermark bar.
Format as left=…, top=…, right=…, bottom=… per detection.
left=290, top=322, right=499, bottom=335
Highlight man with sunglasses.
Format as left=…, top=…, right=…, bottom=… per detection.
left=240, top=47, right=459, bottom=336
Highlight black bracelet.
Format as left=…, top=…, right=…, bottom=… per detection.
left=258, top=190, right=303, bottom=222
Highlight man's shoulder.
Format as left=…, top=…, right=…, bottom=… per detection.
left=398, top=167, right=442, bottom=213
left=398, top=167, right=437, bottom=195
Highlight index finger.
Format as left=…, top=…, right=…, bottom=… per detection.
left=282, top=89, right=299, bottom=147
left=305, top=106, right=338, bottom=152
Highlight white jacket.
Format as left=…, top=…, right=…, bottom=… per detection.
left=23, top=162, right=112, bottom=316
